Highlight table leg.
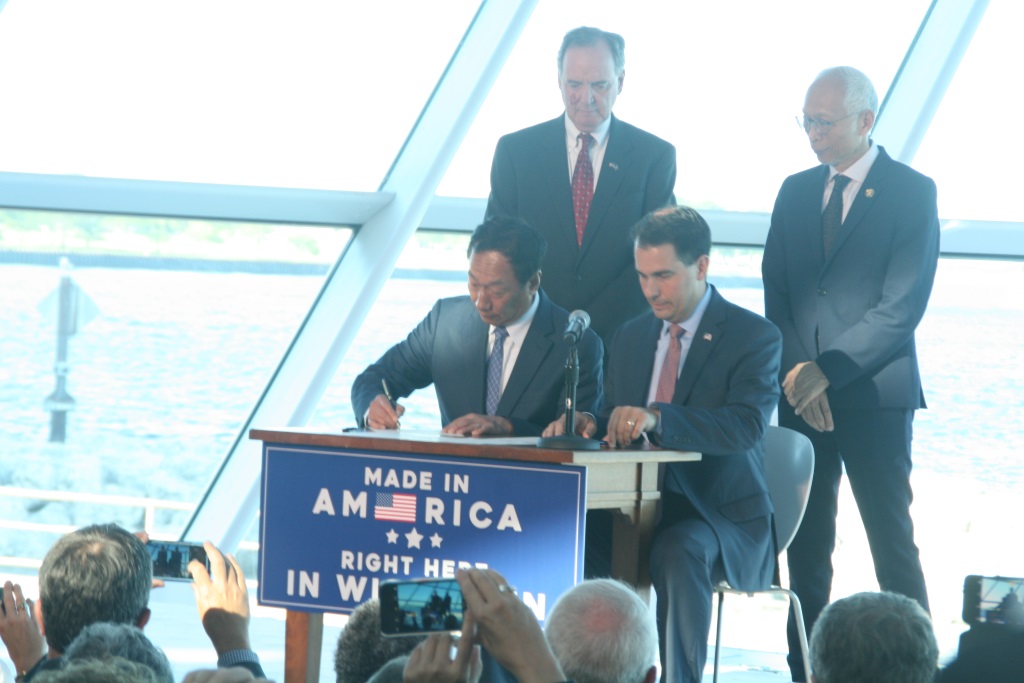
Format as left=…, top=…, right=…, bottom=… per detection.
left=285, top=610, right=324, bottom=683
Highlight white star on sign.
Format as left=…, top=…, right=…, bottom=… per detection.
left=430, top=533, right=443, bottom=548
left=405, top=528, right=423, bottom=549
left=386, top=529, right=399, bottom=544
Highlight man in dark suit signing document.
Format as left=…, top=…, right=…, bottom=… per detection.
left=762, top=66, right=938, bottom=682
left=352, top=216, right=603, bottom=437
left=486, top=26, right=676, bottom=348
left=545, top=206, right=782, bottom=682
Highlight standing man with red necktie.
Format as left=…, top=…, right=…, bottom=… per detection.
left=486, top=26, right=676, bottom=350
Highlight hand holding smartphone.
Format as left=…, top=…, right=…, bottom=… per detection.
left=147, top=540, right=211, bottom=581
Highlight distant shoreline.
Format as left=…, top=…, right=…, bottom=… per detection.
left=0, top=251, right=763, bottom=287
left=0, top=250, right=464, bottom=280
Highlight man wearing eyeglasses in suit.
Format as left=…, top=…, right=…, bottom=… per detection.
left=762, top=66, right=939, bottom=682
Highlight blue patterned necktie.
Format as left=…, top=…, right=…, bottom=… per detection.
left=485, top=326, right=509, bottom=415
left=822, top=174, right=851, bottom=256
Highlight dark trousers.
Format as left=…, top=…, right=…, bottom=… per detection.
left=650, top=491, right=726, bottom=683
left=782, top=407, right=929, bottom=681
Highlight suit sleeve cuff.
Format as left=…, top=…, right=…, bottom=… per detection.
left=218, top=649, right=261, bottom=669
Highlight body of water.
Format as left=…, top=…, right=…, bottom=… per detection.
left=0, top=257, right=1022, bottom=575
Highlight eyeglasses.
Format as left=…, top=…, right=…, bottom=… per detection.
left=796, top=112, right=858, bottom=134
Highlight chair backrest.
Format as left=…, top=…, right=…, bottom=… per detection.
left=764, top=425, right=815, bottom=553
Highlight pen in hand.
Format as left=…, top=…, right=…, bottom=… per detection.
left=381, top=379, right=400, bottom=429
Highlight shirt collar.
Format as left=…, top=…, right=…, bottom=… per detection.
left=564, top=113, right=611, bottom=149
left=492, top=290, right=540, bottom=343
left=829, top=140, right=879, bottom=185
left=662, top=283, right=712, bottom=338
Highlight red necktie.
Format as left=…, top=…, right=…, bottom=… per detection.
left=571, top=133, right=594, bottom=246
left=655, top=324, right=684, bottom=403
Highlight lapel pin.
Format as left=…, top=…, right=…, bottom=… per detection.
left=703, top=333, right=713, bottom=341
left=608, top=162, right=619, bottom=171
left=865, top=188, right=874, bottom=198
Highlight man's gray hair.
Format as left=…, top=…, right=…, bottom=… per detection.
left=39, top=523, right=152, bottom=653
left=544, top=579, right=657, bottom=683
left=33, top=656, right=161, bottom=683
left=817, top=66, right=879, bottom=116
left=810, top=591, right=938, bottom=683
left=64, top=622, right=173, bottom=683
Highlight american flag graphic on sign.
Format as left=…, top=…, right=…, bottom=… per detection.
left=374, top=492, right=417, bottom=523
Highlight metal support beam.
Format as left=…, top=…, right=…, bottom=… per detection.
left=0, top=171, right=391, bottom=227
left=873, top=0, right=989, bottom=164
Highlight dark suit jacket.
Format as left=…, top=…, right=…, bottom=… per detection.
left=762, top=145, right=939, bottom=409
left=486, top=115, right=676, bottom=342
left=351, top=291, right=603, bottom=436
left=601, top=287, right=781, bottom=591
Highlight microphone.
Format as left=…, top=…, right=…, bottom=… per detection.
left=563, top=310, right=591, bottom=345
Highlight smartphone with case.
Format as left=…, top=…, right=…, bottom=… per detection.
left=379, top=578, right=465, bottom=636
left=962, top=575, right=1024, bottom=627
left=147, top=540, right=211, bottom=581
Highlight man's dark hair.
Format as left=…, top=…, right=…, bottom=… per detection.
left=334, top=599, right=425, bottom=683
left=64, top=622, right=173, bottom=683
left=557, top=27, right=625, bottom=76
left=631, top=206, right=711, bottom=265
left=39, top=523, right=152, bottom=653
left=467, top=216, right=547, bottom=286
left=810, top=591, right=938, bottom=683
left=365, top=654, right=410, bottom=683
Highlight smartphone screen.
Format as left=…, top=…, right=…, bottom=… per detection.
left=379, top=578, right=465, bottom=636
left=147, top=540, right=210, bottom=581
left=963, top=575, right=1024, bottom=626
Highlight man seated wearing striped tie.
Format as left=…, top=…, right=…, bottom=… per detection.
left=544, top=206, right=782, bottom=683
left=352, top=216, right=603, bottom=437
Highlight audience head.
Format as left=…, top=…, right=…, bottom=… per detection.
left=38, top=523, right=152, bottom=654
left=466, top=217, right=545, bottom=328
left=33, top=656, right=161, bottom=683
left=810, top=591, right=938, bottom=683
left=334, top=598, right=424, bottom=683
left=364, top=654, right=408, bottom=683
left=631, top=206, right=711, bottom=324
left=544, top=579, right=658, bottom=683
left=556, top=27, right=626, bottom=133
left=938, top=621, right=1024, bottom=683
left=63, top=622, right=173, bottom=683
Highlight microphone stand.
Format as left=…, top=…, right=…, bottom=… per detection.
left=538, top=343, right=602, bottom=450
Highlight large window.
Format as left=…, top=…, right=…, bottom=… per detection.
left=0, top=0, right=481, bottom=190
left=2, top=2, right=1021, bottom=674
left=0, top=210, right=349, bottom=561
left=309, top=230, right=469, bottom=431
left=913, top=0, right=1024, bottom=222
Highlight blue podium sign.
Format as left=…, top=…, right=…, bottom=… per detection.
left=258, top=442, right=586, bottom=620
